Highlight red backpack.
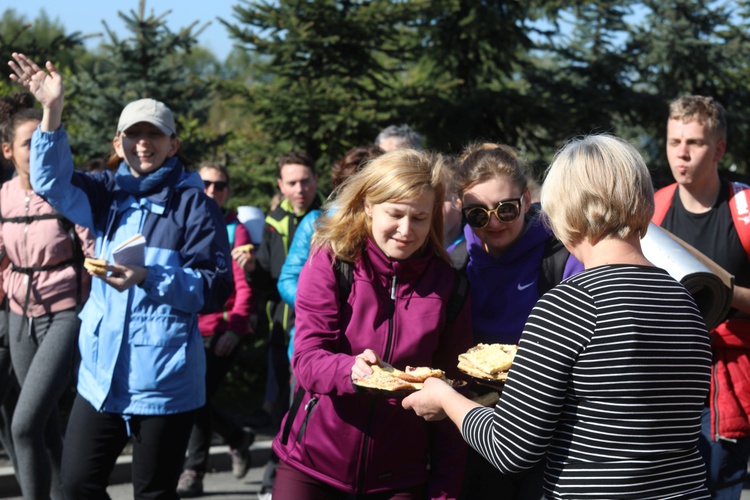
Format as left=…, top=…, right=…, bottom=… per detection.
left=652, top=181, right=750, bottom=260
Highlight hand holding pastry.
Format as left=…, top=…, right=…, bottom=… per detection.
left=231, top=243, right=255, bottom=272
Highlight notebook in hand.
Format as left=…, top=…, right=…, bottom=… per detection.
left=112, top=234, right=146, bottom=267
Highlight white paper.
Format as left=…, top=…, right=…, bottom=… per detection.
left=112, top=234, right=146, bottom=267
left=237, top=205, right=265, bottom=244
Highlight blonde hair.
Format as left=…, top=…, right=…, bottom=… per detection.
left=669, top=95, right=727, bottom=142
left=313, top=149, right=447, bottom=263
left=541, top=135, right=654, bottom=246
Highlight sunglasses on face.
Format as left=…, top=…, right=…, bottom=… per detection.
left=203, top=180, right=228, bottom=191
left=462, top=198, right=522, bottom=228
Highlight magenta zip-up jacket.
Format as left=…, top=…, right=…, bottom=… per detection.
left=273, top=239, right=472, bottom=498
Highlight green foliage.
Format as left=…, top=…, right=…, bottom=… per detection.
left=0, top=8, right=87, bottom=97
left=625, top=1, right=750, bottom=178
left=412, top=0, right=539, bottom=154
left=7, top=1, right=750, bottom=186
left=520, top=2, right=639, bottom=170
left=222, top=0, right=431, bottom=173
left=64, top=1, right=221, bottom=164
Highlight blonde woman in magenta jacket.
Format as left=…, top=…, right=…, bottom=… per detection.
left=272, top=149, right=473, bottom=499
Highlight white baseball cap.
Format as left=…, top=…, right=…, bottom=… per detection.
left=117, top=98, right=176, bottom=136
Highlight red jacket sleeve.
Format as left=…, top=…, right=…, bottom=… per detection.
left=226, top=223, right=254, bottom=337
left=198, top=213, right=255, bottom=337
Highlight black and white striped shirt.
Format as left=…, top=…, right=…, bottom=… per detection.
left=463, top=265, right=712, bottom=499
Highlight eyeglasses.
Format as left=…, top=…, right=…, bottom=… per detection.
left=203, top=180, right=228, bottom=191
left=462, top=198, right=522, bottom=228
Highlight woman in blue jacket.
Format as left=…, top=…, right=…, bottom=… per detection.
left=9, top=53, right=233, bottom=499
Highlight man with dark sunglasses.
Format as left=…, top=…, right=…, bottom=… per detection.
left=178, top=163, right=256, bottom=497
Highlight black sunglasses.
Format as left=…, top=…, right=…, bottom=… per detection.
left=203, top=180, right=228, bottom=191
left=462, top=198, right=522, bottom=228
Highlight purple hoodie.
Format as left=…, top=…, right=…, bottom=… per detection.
left=460, top=213, right=582, bottom=344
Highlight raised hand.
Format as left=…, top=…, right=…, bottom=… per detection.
left=8, top=53, right=64, bottom=107
left=8, top=53, right=64, bottom=131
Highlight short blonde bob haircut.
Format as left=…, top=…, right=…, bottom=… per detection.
left=313, top=148, right=447, bottom=263
left=540, top=134, right=654, bottom=246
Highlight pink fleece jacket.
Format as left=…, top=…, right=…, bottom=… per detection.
left=0, top=177, right=94, bottom=317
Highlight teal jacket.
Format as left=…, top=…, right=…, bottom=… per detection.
left=278, top=208, right=321, bottom=360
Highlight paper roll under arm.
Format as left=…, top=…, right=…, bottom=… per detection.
left=642, top=223, right=734, bottom=330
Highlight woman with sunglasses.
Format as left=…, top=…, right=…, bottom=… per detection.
left=449, top=143, right=582, bottom=500
left=452, top=143, right=582, bottom=348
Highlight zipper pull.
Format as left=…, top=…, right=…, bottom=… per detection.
left=390, top=275, right=397, bottom=300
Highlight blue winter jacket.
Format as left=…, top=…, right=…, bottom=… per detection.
left=278, top=209, right=321, bottom=361
left=30, top=127, right=233, bottom=415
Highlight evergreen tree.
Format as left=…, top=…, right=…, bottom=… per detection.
left=412, top=0, right=544, bottom=154
left=523, top=2, right=638, bottom=162
left=626, top=0, right=750, bottom=176
left=721, top=0, right=750, bottom=175
left=207, top=47, right=279, bottom=209
left=66, top=0, right=220, bottom=164
left=222, top=0, right=430, bottom=173
left=0, top=8, right=86, bottom=96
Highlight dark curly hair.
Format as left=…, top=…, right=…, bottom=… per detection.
left=0, top=93, right=42, bottom=145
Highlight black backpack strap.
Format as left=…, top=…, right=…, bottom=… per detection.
left=538, top=237, right=569, bottom=296
left=446, top=269, right=470, bottom=324
left=0, top=213, right=63, bottom=224
left=59, top=218, right=84, bottom=307
left=450, top=239, right=469, bottom=272
left=334, top=258, right=354, bottom=304
left=11, top=258, right=77, bottom=342
left=6, top=213, right=85, bottom=341
left=280, top=386, right=306, bottom=445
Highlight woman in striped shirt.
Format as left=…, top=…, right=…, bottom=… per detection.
left=403, top=134, right=712, bottom=499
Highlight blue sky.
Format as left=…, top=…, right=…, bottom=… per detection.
left=9, top=1, right=240, bottom=60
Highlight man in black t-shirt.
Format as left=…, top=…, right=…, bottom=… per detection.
left=654, top=95, right=750, bottom=500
